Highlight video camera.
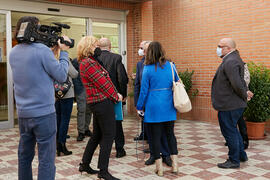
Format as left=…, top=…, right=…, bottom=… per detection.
left=16, top=22, right=74, bottom=48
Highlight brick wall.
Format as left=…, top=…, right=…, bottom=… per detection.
left=152, top=0, right=270, bottom=131
left=126, top=3, right=142, bottom=114
left=141, top=1, right=153, bottom=41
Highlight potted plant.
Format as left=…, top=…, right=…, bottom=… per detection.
left=244, top=62, right=270, bottom=139
left=178, top=69, right=198, bottom=97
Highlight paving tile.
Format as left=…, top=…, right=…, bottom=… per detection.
left=193, top=170, right=220, bottom=180
left=0, top=117, right=269, bottom=180
left=228, top=171, right=257, bottom=179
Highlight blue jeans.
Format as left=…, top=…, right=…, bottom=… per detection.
left=18, top=112, right=56, bottom=180
left=55, top=98, right=74, bottom=143
left=218, top=108, right=247, bottom=164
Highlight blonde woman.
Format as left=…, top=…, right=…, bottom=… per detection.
left=77, top=36, right=122, bottom=180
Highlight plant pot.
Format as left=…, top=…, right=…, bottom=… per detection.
left=246, top=121, right=266, bottom=140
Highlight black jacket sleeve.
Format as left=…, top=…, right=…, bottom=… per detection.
left=134, top=61, right=141, bottom=107
left=116, top=57, right=129, bottom=98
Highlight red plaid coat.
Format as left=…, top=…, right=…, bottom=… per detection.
left=80, top=56, right=119, bottom=104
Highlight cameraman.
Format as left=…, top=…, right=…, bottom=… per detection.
left=9, top=16, right=71, bottom=180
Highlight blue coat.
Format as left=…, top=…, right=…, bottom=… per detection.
left=136, top=61, right=179, bottom=123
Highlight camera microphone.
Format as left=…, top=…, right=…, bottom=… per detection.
left=53, top=22, right=70, bottom=29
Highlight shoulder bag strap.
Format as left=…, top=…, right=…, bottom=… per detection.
left=170, top=62, right=183, bottom=84
left=169, top=62, right=175, bottom=82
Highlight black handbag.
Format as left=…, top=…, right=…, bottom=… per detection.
left=54, top=77, right=71, bottom=99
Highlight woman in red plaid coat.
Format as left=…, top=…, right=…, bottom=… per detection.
left=77, top=36, right=122, bottom=180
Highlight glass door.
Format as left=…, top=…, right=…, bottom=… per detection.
left=92, top=21, right=128, bottom=112
left=92, top=22, right=120, bottom=53
left=91, top=21, right=127, bottom=68
left=0, top=10, right=13, bottom=129
left=11, top=12, right=87, bottom=59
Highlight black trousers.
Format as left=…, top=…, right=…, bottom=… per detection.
left=138, top=120, right=147, bottom=139
left=115, top=121, right=125, bottom=152
left=149, top=121, right=178, bottom=160
left=238, top=114, right=249, bottom=144
left=146, top=122, right=170, bottom=157
left=81, top=99, right=116, bottom=171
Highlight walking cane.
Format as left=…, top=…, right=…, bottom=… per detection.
left=136, top=111, right=145, bottom=160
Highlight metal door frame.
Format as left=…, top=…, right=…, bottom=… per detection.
left=0, top=10, right=13, bottom=129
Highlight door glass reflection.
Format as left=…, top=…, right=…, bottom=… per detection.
left=92, top=22, right=120, bottom=54
left=0, top=14, right=8, bottom=122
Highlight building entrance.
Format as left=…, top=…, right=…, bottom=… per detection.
left=0, top=5, right=126, bottom=129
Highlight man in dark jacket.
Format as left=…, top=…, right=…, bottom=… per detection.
left=212, top=38, right=253, bottom=169
left=98, top=38, right=129, bottom=158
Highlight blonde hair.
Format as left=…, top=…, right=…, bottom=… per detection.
left=77, top=36, right=98, bottom=62
left=51, top=45, right=60, bottom=59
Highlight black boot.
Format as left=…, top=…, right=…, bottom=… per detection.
left=57, top=142, right=72, bottom=156
left=77, top=133, right=85, bottom=141
left=56, top=142, right=62, bottom=156
left=162, top=156, right=172, bottom=167
left=85, top=130, right=93, bottom=137
left=98, top=170, right=120, bottom=180
left=145, top=156, right=155, bottom=165
left=79, top=163, right=99, bottom=174
left=116, top=149, right=126, bottom=158
left=243, top=140, right=249, bottom=149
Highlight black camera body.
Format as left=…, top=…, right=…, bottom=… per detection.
left=16, top=22, right=74, bottom=48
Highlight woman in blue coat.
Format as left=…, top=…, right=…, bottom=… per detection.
left=136, top=41, right=179, bottom=176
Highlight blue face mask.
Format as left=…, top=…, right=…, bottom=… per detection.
left=216, top=47, right=222, bottom=57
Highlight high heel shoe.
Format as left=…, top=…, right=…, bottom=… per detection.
left=78, top=163, right=99, bottom=174
left=98, top=170, right=120, bottom=180
left=171, top=155, right=179, bottom=174
left=155, top=158, right=163, bottom=176
left=57, top=142, right=72, bottom=156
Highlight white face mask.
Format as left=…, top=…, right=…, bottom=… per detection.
left=138, top=48, right=144, bottom=56
left=216, top=47, right=222, bottom=57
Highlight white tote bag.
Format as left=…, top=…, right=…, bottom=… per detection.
left=170, top=62, right=192, bottom=113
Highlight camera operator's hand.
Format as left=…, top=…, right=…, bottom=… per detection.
left=58, top=35, right=71, bottom=51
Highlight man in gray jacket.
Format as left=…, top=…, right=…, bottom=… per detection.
left=211, top=38, right=253, bottom=169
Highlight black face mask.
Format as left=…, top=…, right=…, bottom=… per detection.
left=93, top=47, right=102, bottom=58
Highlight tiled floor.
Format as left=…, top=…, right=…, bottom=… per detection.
left=0, top=116, right=270, bottom=180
